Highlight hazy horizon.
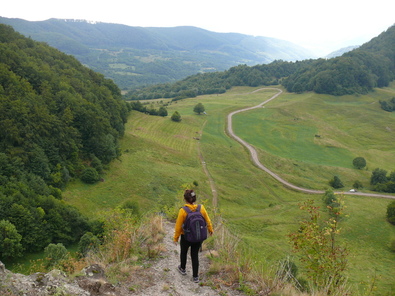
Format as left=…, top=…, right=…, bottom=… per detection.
left=2, top=0, right=394, bottom=56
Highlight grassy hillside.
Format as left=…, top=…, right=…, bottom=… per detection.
left=233, top=86, right=395, bottom=191
left=64, top=86, right=395, bottom=294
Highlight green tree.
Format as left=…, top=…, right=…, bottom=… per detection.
left=81, top=167, right=100, bottom=184
left=387, top=201, right=395, bottom=225
left=193, top=103, right=205, bottom=114
left=78, top=232, right=101, bottom=257
left=8, top=204, right=39, bottom=252
left=158, top=106, right=168, bottom=117
left=323, top=189, right=337, bottom=206
left=352, top=157, right=367, bottom=169
left=289, top=199, right=348, bottom=292
left=0, top=220, right=24, bottom=259
left=370, top=168, right=388, bottom=185
left=329, top=176, right=344, bottom=189
left=90, top=154, right=104, bottom=173
left=171, top=111, right=182, bottom=122
left=44, top=243, right=68, bottom=267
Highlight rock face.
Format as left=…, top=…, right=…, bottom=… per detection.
left=0, top=261, right=116, bottom=296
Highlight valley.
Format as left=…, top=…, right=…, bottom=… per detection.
left=65, top=85, right=395, bottom=294
left=1, top=21, right=395, bottom=295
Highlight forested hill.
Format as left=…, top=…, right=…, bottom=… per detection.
left=283, top=24, right=395, bottom=95
left=126, top=24, right=395, bottom=100
left=0, top=17, right=315, bottom=90
left=0, top=24, right=129, bottom=258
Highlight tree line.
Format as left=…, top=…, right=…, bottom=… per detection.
left=125, top=25, right=395, bottom=100
left=0, top=24, right=129, bottom=258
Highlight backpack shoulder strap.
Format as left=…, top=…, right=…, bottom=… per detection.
left=183, top=206, right=192, bottom=213
left=183, top=205, right=201, bottom=213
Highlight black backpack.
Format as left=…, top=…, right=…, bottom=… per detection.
left=182, top=205, right=207, bottom=243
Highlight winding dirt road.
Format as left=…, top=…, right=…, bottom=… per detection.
left=226, top=88, right=395, bottom=200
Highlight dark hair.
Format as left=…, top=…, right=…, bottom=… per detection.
left=184, top=189, right=196, bottom=204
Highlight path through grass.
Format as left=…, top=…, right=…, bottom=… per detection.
left=64, top=86, right=395, bottom=294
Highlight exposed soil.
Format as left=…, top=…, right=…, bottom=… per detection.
left=133, top=220, right=243, bottom=296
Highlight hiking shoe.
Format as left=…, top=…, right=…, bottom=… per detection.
left=177, top=265, right=186, bottom=275
left=193, top=276, right=199, bottom=283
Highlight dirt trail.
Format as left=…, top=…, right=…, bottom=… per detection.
left=139, top=87, right=394, bottom=295
left=139, top=220, right=241, bottom=296
left=226, top=88, right=395, bottom=200
left=197, top=120, right=218, bottom=209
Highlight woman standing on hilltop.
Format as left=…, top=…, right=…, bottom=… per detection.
left=174, top=189, right=214, bottom=283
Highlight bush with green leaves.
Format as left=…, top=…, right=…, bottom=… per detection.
left=323, top=189, right=337, bottom=205
left=390, top=240, right=395, bottom=252
left=193, top=103, right=205, bottom=114
left=0, top=220, right=23, bottom=259
left=158, top=106, right=168, bottom=117
left=171, top=111, right=182, bottom=122
left=329, top=175, right=344, bottom=189
left=371, top=168, right=388, bottom=185
left=78, top=232, right=101, bottom=257
left=81, top=167, right=100, bottom=184
left=352, top=157, right=366, bottom=169
left=90, top=155, right=104, bottom=173
left=44, top=243, right=68, bottom=267
left=289, top=199, right=348, bottom=292
left=119, top=199, right=140, bottom=216
left=387, top=201, right=395, bottom=225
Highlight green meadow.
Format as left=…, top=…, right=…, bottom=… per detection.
left=64, top=85, right=395, bottom=294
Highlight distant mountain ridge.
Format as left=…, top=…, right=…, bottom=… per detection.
left=125, top=24, right=395, bottom=100
left=325, top=45, right=360, bottom=58
left=0, top=17, right=316, bottom=90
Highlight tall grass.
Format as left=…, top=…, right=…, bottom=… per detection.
left=208, top=221, right=353, bottom=295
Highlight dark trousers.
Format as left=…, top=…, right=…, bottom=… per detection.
left=180, top=235, right=202, bottom=277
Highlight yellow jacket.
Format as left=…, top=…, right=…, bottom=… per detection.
left=173, top=203, right=213, bottom=242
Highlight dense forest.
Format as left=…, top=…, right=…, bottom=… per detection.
left=0, top=24, right=129, bottom=258
left=125, top=24, right=395, bottom=100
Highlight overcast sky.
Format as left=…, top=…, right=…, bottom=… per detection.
left=2, top=0, right=394, bottom=56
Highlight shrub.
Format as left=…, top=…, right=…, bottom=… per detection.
left=78, top=232, right=100, bottom=257
left=171, top=111, right=181, bottom=122
left=352, top=157, right=366, bottom=169
left=0, top=220, right=23, bottom=259
left=289, top=199, right=348, bottom=292
left=44, top=243, right=68, bottom=267
left=371, top=168, right=388, bottom=185
left=193, top=103, right=205, bottom=114
left=90, top=155, right=104, bottom=173
left=323, top=189, right=337, bottom=205
left=80, top=167, right=100, bottom=184
left=158, top=106, right=168, bottom=117
left=390, top=240, right=395, bottom=252
left=387, top=201, right=395, bottom=225
left=119, top=199, right=140, bottom=216
left=329, top=176, right=344, bottom=189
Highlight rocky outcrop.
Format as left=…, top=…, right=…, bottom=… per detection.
left=0, top=261, right=117, bottom=296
